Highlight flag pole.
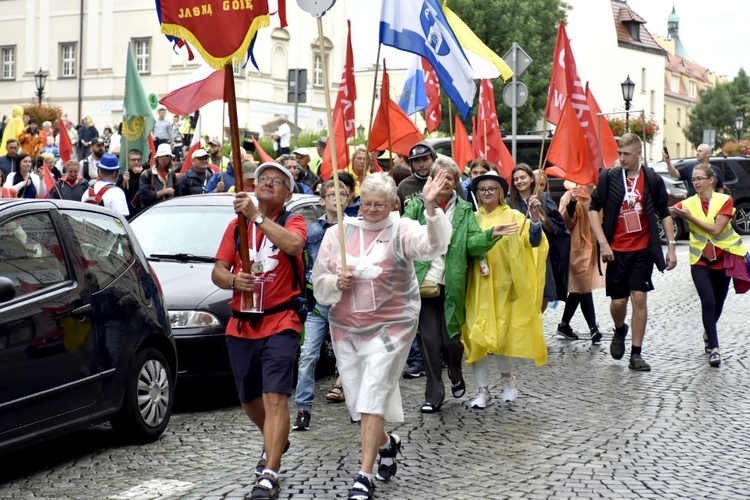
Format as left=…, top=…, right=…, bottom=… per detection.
left=538, top=116, right=548, bottom=171
left=221, top=99, right=227, bottom=185
left=224, top=64, right=251, bottom=305
left=365, top=44, right=382, bottom=174
left=317, top=17, right=347, bottom=270
left=448, top=100, right=453, bottom=152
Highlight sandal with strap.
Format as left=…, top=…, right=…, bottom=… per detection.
left=249, top=472, right=280, bottom=499
left=419, top=402, right=441, bottom=413
left=325, top=384, right=345, bottom=403
left=255, top=440, right=290, bottom=477
left=347, top=474, right=375, bottom=500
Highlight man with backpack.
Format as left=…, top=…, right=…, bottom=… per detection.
left=177, top=148, right=213, bottom=196
left=81, top=153, right=129, bottom=216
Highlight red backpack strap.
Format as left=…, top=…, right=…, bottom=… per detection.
left=85, top=185, right=114, bottom=205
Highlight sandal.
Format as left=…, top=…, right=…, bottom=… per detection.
left=419, top=402, right=440, bottom=413
left=255, top=441, right=290, bottom=477
left=451, top=378, right=466, bottom=398
left=325, top=384, right=345, bottom=403
left=249, top=472, right=280, bottom=499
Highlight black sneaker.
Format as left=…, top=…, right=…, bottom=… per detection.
left=375, top=433, right=401, bottom=482
left=610, top=324, right=628, bottom=360
left=402, top=364, right=425, bottom=379
left=347, top=474, right=375, bottom=500
left=556, top=323, right=579, bottom=340
left=292, top=410, right=310, bottom=431
left=255, top=440, right=291, bottom=477
left=628, top=353, right=651, bottom=372
left=709, top=348, right=721, bottom=367
left=590, top=325, right=603, bottom=345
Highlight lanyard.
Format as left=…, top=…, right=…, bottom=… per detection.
left=622, top=167, right=641, bottom=209
left=251, top=222, right=269, bottom=264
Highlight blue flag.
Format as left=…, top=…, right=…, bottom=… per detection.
left=380, top=0, right=476, bottom=119
left=398, top=55, right=429, bottom=116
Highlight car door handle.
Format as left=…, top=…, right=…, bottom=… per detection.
left=71, top=304, right=92, bottom=317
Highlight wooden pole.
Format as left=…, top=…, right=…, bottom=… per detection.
left=448, top=100, right=454, bottom=155
left=317, top=17, right=347, bottom=269
left=364, top=44, right=382, bottom=174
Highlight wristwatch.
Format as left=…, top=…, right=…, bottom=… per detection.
left=253, top=214, right=266, bottom=226
left=667, top=240, right=677, bottom=246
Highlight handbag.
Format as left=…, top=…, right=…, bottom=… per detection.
left=419, top=279, right=441, bottom=298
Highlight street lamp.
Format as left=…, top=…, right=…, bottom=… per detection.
left=621, top=75, right=635, bottom=129
left=34, top=68, right=48, bottom=107
left=736, top=115, right=744, bottom=142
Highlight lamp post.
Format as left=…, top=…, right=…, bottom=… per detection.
left=736, top=115, right=744, bottom=142
left=357, top=123, right=365, bottom=138
left=34, top=68, right=48, bottom=108
left=621, top=75, right=635, bottom=130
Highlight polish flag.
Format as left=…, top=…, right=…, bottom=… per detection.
left=159, top=66, right=225, bottom=117
left=180, top=115, right=204, bottom=175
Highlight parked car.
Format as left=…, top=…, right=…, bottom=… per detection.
left=129, top=193, right=325, bottom=382
left=0, top=199, right=176, bottom=454
left=651, top=156, right=750, bottom=234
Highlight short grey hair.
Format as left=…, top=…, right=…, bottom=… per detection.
left=360, top=172, right=397, bottom=201
left=431, top=156, right=461, bottom=183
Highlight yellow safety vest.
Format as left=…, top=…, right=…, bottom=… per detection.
left=682, top=193, right=747, bottom=265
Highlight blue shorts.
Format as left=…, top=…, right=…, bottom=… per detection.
left=226, top=330, right=299, bottom=403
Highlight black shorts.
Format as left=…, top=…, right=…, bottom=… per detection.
left=226, top=330, right=299, bottom=403
left=606, top=248, right=655, bottom=299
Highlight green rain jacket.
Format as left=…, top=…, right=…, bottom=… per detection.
left=404, top=195, right=502, bottom=338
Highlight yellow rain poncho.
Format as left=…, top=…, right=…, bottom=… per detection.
left=0, top=106, right=25, bottom=156
left=462, top=204, right=549, bottom=366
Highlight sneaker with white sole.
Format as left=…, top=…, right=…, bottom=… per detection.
left=470, top=387, right=491, bottom=409
left=556, top=323, right=579, bottom=340
left=590, top=325, right=603, bottom=345
left=501, top=375, right=518, bottom=402
left=709, top=348, right=721, bottom=367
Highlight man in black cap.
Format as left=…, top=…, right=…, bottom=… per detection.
left=80, top=136, right=106, bottom=183
left=396, top=141, right=465, bottom=212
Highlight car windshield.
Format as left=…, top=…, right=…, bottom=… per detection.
left=131, top=205, right=236, bottom=259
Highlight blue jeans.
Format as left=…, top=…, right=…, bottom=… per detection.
left=294, top=304, right=330, bottom=411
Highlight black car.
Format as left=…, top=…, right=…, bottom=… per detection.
left=129, top=193, right=324, bottom=382
left=652, top=156, right=750, bottom=234
left=0, top=199, right=176, bottom=453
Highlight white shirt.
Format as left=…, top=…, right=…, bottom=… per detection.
left=82, top=180, right=130, bottom=217
left=275, top=122, right=291, bottom=148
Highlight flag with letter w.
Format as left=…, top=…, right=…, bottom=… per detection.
left=380, top=0, right=476, bottom=119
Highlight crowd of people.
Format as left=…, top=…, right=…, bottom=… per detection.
left=206, top=132, right=750, bottom=500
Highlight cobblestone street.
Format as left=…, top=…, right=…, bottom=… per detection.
left=2, top=242, right=749, bottom=499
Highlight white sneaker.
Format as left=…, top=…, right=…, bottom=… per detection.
left=470, top=388, right=491, bottom=408
left=501, top=375, right=518, bottom=402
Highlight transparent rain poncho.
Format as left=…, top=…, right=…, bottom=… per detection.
left=312, top=211, right=450, bottom=422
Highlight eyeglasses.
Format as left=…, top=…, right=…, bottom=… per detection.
left=197, top=157, right=209, bottom=161
left=691, top=176, right=710, bottom=182
left=128, top=157, right=142, bottom=163
left=257, top=175, right=289, bottom=189
left=324, top=193, right=349, bottom=201
left=477, top=186, right=500, bottom=194
left=361, top=202, right=388, bottom=210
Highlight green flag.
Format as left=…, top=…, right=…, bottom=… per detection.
left=120, top=43, right=155, bottom=172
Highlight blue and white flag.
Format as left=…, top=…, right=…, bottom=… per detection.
left=398, top=55, right=429, bottom=116
left=380, top=0, right=476, bottom=119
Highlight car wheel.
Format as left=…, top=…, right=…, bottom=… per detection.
left=110, top=346, right=174, bottom=443
left=657, top=217, right=683, bottom=242
left=732, top=203, right=750, bottom=235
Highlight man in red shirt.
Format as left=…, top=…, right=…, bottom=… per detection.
left=589, top=134, right=677, bottom=372
left=211, top=162, right=307, bottom=500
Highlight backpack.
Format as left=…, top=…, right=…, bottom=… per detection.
left=233, top=210, right=312, bottom=323
left=84, top=185, right=114, bottom=206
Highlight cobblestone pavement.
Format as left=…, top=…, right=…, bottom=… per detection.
left=2, top=241, right=750, bottom=499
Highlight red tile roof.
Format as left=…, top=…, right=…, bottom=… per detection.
left=611, top=0, right=667, bottom=56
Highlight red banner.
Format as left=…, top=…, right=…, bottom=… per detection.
left=477, top=79, right=514, bottom=179
left=453, top=114, right=473, bottom=173
left=546, top=96, right=593, bottom=186
left=423, top=59, right=442, bottom=133
left=158, top=0, right=271, bottom=69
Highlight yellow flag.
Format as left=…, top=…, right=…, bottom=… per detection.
left=443, top=2, right=514, bottom=81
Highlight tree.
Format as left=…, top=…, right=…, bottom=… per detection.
left=684, top=68, right=748, bottom=149
left=429, top=0, right=570, bottom=136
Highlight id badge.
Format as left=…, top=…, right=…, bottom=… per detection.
left=351, top=279, right=376, bottom=313
left=703, top=242, right=718, bottom=261
left=622, top=209, right=642, bottom=234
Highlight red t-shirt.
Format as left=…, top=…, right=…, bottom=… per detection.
left=675, top=197, right=733, bottom=269
left=611, top=169, right=650, bottom=252
left=215, top=213, right=308, bottom=339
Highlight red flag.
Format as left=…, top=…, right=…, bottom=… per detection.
left=159, top=67, right=225, bottom=116
left=57, top=117, right=73, bottom=163
left=545, top=21, right=580, bottom=125
left=147, top=135, right=157, bottom=167
left=180, top=115, right=202, bottom=174
left=453, top=114, right=473, bottom=174
left=320, top=20, right=356, bottom=181
left=471, top=115, right=483, bottom=159
left=477, top=79, right=514, bottom=179
left=368, top=61, right=424, bottom=157
left=41, top=163, right=56, bottom=198
left=546, top=96, right=593, bottom=186
left=251, top=135, right=274, bottom=163
left=423, top=59, right=442, bottom=133
left=585, top=83, right=618, bottom=171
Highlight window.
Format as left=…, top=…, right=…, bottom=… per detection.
left=60, top=43, right=77, bottom=78
left=313, top=54, right=324, bottom=87
left=0, top=46, right=15, bottom=80
left=63, top=212, right=135, bottom=288
left=641, top=67, right=647, bottom=93
left=233, top=62, right=244, bottom=78
left=671, top=75, right=679, bottom=92
left=132, top=38, right=151, bottom=74
left=676, top=144, right=681, bottom=158
left=722, top=162, right=738, bottom=183
left=689, top=81, right=698, bottom=98
left=0, top=213, right=69, bottom=299
left=677, top=108, right=682, bottom=126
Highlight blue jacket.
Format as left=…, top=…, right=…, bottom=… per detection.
left=204, top=163, right=235, bottom=193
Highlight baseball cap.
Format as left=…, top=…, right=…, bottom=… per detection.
left=208, top=137, right=221, bottom=146
left=192, top=149, right=210, bottom=159
left=255, top=162, right=295, bottom=191
left=407, top=142, right=436, bottom=162
left=292, top=147, right=310, bottom=157
left=91, top=137, right=105, bottom=146
left=242, top=161, right=258, bottom=178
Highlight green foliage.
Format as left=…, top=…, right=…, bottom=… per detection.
left=432, top=0, right=569, bottom=135
left=22, top=104, right=62, bottom=125
left=684, top=69, right=748, bottom=149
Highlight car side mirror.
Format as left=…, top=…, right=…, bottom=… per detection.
left=0, top=276, right=16, bottom=302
